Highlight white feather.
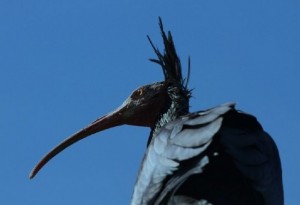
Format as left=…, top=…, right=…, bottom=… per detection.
left=130, top=103, right=234, bottom=205
left=173, top=118, right=223, bottom=147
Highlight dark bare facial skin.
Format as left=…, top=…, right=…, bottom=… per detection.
left=122, top=82, right=168, bottom=127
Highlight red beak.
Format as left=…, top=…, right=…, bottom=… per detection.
left=29, top=105, right=127, bottom=179
left=29, top=82, right=167, bottom=179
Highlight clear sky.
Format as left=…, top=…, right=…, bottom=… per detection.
left=1, top=0, right=299, bottom=204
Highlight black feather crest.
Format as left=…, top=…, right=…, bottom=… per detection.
left=147, top=17, right=191, bottom=98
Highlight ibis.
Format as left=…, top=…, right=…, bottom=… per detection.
left=30, top=18, right=284, bottom=205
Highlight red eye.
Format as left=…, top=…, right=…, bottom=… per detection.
left=132, top=88, right=144, bottom=99
left=138, top=89, right=143, bottom=95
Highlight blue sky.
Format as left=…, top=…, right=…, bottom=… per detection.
left=1, top=0, right=299, bottom=204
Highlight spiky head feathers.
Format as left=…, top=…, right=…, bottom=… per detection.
left=147, top=17, right=191, bottom=105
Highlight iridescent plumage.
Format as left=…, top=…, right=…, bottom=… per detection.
left=30, top=18, right=283, bottom=205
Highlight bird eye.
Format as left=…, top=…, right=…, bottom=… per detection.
left=138, top=89, right=143, bottom=95
left=132, top=88, right=144, bottom=99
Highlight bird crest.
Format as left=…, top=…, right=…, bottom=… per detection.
left=147, top=17, right=192, bottom=100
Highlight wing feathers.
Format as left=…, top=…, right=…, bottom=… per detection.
left=130, top=103, right=234, bottom=205
left=131, top=102, right=283, bottom=205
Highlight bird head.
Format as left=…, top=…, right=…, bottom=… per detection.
left=29, top=17, right=191, bottom=179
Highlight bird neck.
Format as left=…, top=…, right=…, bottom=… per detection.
left=149, top=86, right=189, bottom=143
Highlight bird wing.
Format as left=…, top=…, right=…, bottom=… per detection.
left=130, top=102, right=235, bottom=205
left=130, top=102, right=283, bottom=205
left=218, top=109, right=284, bottom=205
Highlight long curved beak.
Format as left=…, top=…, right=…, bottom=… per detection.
left=29, top=82, right=167, bottom=179
left=29, top=107, right=125, bottom=179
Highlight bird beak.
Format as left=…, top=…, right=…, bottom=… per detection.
left=29, top=83, right=167, bottom=179
left=29, top=104, right=127, bottom=179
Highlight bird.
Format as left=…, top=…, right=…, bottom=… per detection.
left=29, top=18, right=284, bottom=205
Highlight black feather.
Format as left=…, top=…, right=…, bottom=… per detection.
left=147, top=17, right=191, bottom=99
